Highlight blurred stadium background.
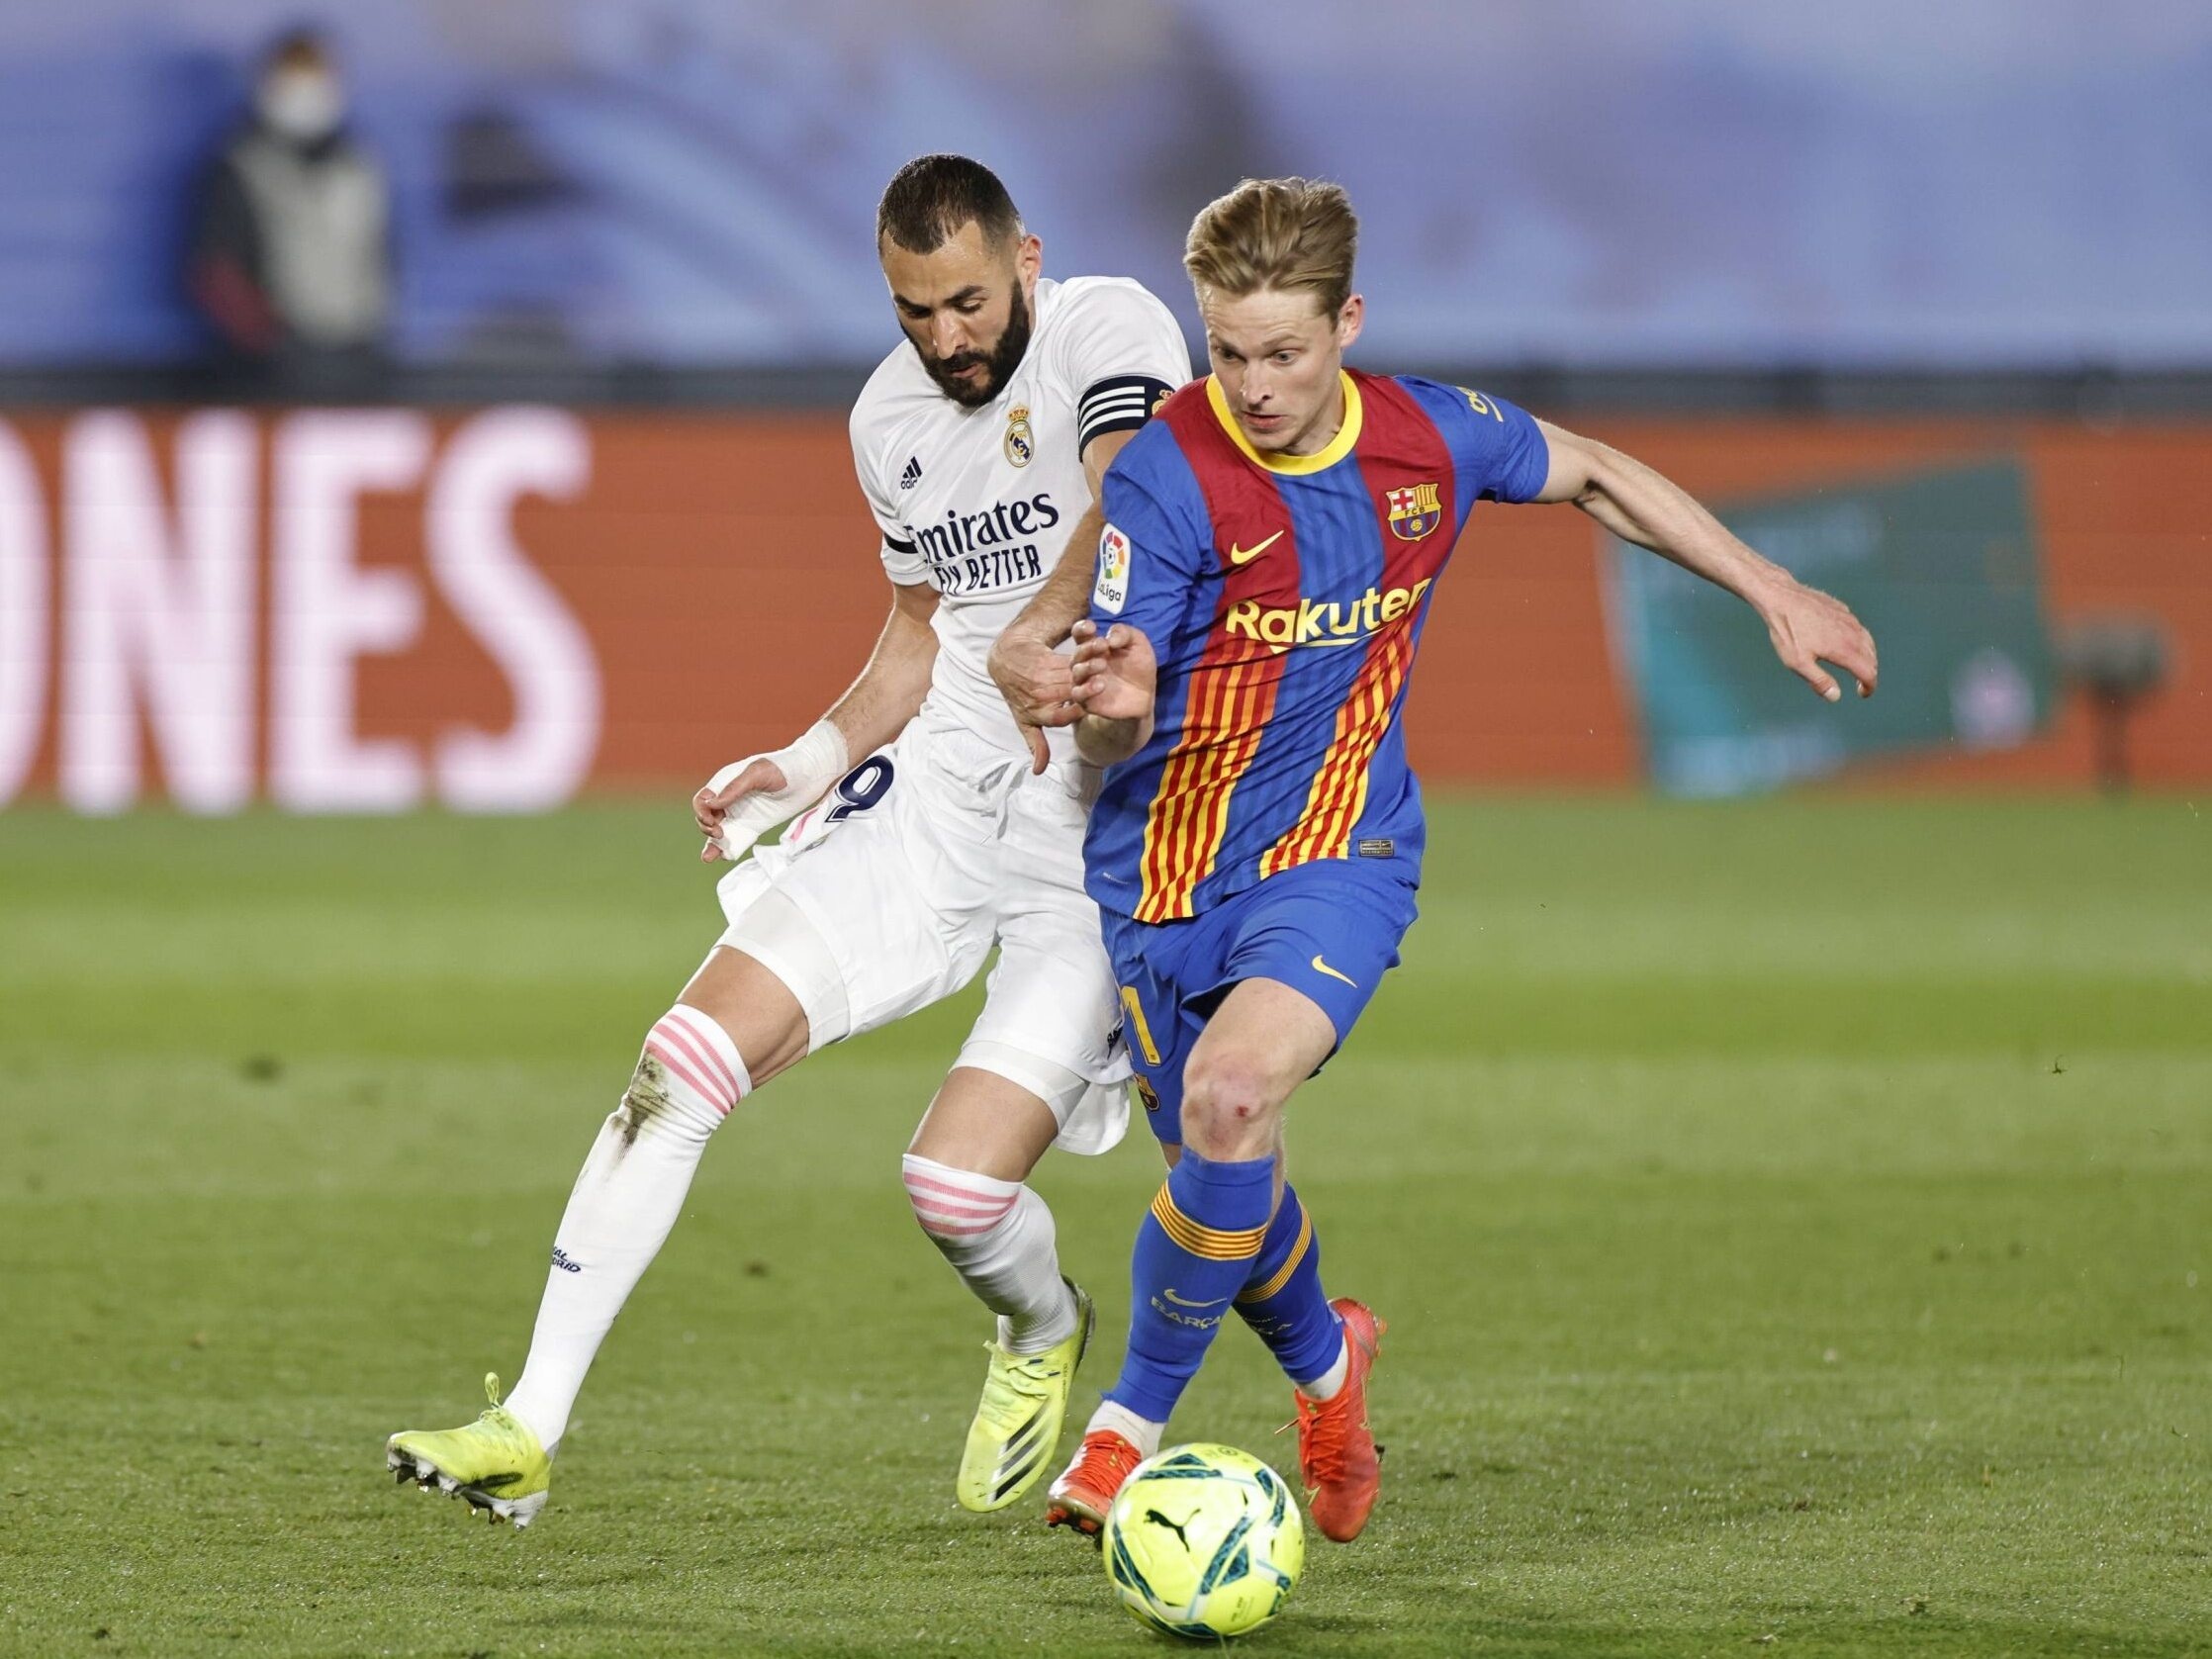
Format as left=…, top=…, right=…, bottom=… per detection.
left=1, top=4, right=2206, bottom=1656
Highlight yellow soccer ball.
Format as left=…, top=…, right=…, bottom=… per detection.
left=1100, top=1443, right=1306, bottom=1641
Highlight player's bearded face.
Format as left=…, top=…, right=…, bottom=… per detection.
left=1201, top=287, right=1364, bottom=456
left=881, top=224, right=1041, bottom=409
left=922, top=280, right=1030, bottom=408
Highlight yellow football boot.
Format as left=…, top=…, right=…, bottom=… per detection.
left=957, top=1280, right=1094, bottom=1513
left=386, top=1373, right=551, bottom=1527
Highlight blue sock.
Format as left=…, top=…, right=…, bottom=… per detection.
left=1233, top=1183, right=1344, bottom=1387
left=1106, top=1151, right=1275, bottom=1424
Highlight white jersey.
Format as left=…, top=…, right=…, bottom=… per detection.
left=849, top=275, right=1191, bottom=763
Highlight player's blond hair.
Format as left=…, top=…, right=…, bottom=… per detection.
left=1183, top=177, right=1359, bottom=318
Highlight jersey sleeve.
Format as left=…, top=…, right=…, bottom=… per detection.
left=1091, top=452, right=1207, bottom=649
left=1054, top=283, right=1193, bottom=460
left=847, top=399, right=931, bottom=587
left=1403, top=377, right=1552, bottom=509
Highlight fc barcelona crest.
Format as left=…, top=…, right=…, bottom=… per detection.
left=1386, top=481, right=1442, bottom=541
left=1004, top=405, right=1034, bottom=467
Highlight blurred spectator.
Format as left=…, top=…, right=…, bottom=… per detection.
left=186, top=29, right=391, bottom=388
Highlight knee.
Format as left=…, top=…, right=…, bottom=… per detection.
left=614, top=1051, right=713, bottom=1145
left=900, top=1152, right=1018, bottom=1244
left=1179, top=1053, right=1282, bottom=1160
left=624, top=1006, right=749, bottom=1141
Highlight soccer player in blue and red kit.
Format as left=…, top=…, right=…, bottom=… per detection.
left=987, top=177, right=1878, bottom=1543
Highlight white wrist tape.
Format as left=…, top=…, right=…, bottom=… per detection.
left=703, top=719, right=850, bottom=862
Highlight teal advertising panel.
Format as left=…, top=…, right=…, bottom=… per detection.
left=1606, top=459, right=2056, bottom=796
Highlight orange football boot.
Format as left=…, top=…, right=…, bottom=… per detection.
left=1044, top=1429, right=1146, bottom=1537
left=1293, top=1298, right=1386, bottom=1541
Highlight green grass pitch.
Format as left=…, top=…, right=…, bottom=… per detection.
left=1, top=796, right=2207, bottom=1657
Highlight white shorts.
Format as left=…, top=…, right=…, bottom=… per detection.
left=714, top=715, right=1130, bottom=1155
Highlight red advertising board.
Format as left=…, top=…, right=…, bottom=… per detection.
left=1, top=408, right=2206, bottom=809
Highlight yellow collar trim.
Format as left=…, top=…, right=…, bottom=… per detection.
left=1205, top=371, right=1363, bottom=475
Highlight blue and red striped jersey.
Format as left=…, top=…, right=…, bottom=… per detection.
left=1082, top=368, right=1550, bottom=923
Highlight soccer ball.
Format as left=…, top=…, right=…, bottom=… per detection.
left=1101, top=1443, right=1305, bottom=1641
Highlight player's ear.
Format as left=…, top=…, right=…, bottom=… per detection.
left=1334, top=294, right=1364, bottom=353
left=1015, top=232, right=1043, bottom=288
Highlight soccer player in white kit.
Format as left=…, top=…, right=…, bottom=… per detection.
left=386, top=155, right=1190, bottom=1526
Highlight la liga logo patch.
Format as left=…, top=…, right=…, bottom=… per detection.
left=1094, top=522, right=1132, bottom=613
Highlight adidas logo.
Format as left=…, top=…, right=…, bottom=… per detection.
left=898, top=455, right=923, bottom=491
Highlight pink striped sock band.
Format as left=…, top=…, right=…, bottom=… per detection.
left=643, top=1004, right=753, bottom=1117
left=901, top=1155, right=1020, bottom=1240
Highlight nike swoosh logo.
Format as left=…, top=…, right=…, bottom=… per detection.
left=1227, top=530, right=1284, bottom=566
left=1162, top=1289, right=1229, bottom=1309
left=1312, top=955, right=1358, bottom=988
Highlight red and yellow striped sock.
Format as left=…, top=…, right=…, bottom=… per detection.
left=1105, top=1150, right=1274, bottom=1424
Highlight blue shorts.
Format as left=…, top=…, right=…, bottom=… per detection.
left=1099, top=859, right=1420, bottom=1148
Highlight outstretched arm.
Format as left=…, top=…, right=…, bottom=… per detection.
left=988, top=427, right=1142, bottom=770
left=693, top=580, right=939, bottom=861
left=1533, top=421, right=1879, bottom=703
left=818, top=578, right=942, bottom=757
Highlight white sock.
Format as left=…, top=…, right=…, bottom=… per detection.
left=505, top=1006, right=750, bottom=1450
left=1296, top=1338, right=1350, bottom=1403
left=899, top=1154, right=1077, bottom=1356
left=1085, top=1399, right=1164, bottom=1459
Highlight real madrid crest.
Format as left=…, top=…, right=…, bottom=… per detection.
left=1003, top=405, right=1035, bottom=468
